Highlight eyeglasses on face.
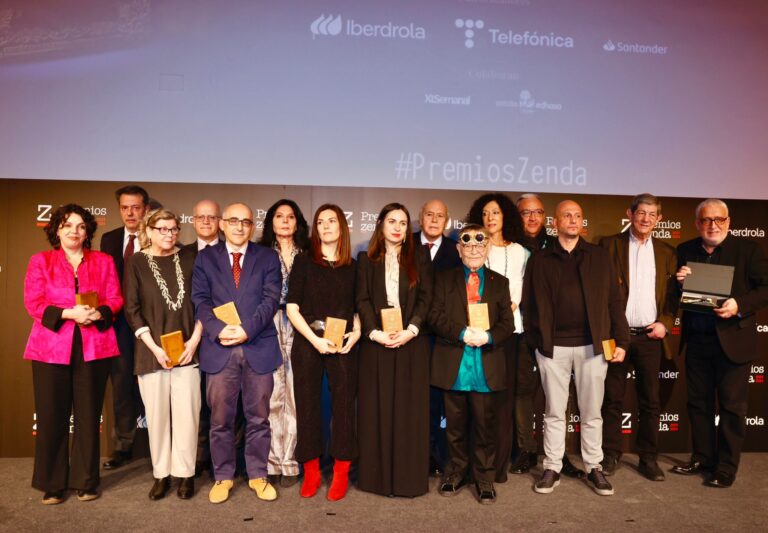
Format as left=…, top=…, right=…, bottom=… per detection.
left=194, top=215, right=219, bottom=222
left=519, top=209, right=545, bottom=218
left=459, top=232, right=488, bottom=249
left=224, top=217, right=254, bottom=228
left=698, top=216, right=729, bottom=227
left=150, top=226, right=180, bottom=235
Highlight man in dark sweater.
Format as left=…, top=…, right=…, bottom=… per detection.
left=522, top=200, right=630, bottom=496
left=672, top=198, right=768, bottom=488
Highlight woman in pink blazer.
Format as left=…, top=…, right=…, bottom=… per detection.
left=23, top=204, right=123, bottom=505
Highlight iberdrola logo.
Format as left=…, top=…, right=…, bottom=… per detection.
left=311, top=14, right=342, bottom=38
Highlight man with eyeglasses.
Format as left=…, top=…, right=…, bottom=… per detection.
left=429, top=225, right=516, bottom=504
left=598, top=193, right=677, bottom=481
left=192, top=203, right=283, bottom=503
left=672, top=198, right=768, bottom=488
left=522, top=200, right=629, bottom=496
left=182, top=200, right=222, bottom=478
left=415, top=199, right=462, bottom=477
left=100, top=185, right=150, bottom=470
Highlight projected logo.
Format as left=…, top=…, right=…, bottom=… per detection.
left=729, top=227, right=765, bottom=238
left=36, top=204, right=107, bottom=227
left=455, top=18, right=484, bottom=49
left=659, top=412, right=680, bottom=432
left=621, top=412, right=633, bottom=434
left=750, top=364, right=765, bottom=384
left=311, top=14, right=426, bottom=40
left=602, top=40, right=668, bottom=55
left=620, top=218, right=681, bottom=239
left=496, top=90, right=562, bottom=113
left=311, top=14, right=342, bottom=37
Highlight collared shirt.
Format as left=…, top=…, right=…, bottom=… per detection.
left=420, top=233, right=442, bottom=261
left=122, top=228, right=138, bottom=255
left=453, top=266, right=491, bottom=393
left=197, top=237, right=219, bottom=251
left=626, top=232, right=657, bottom=327
left=225, top=242, right=247, bottom=267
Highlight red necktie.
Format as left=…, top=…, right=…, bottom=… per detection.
left=232, top=252, right=242, bottom=289
left=424, top=242, right=434, bottom=250
left=124, top=234, right=136, bottom=261
left=467, top=272, right=480, bottom=304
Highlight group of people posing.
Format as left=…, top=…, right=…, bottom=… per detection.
left=23, top=186, right=768, bottom=507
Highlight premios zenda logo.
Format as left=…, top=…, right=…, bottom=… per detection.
left=36, top=204, right=107, bottom=227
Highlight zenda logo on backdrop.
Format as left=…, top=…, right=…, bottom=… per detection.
left=36, top=204, right=107, bottom=227
left=620, top=218, right=681, bottom=239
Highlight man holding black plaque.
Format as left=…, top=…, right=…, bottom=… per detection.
left=522, top=200, right=630, bottom=496
left=673, top=198, right=768, bottom=488
left=429, top=224, right=516, bottom=504
left=599, top=193, right=677, bottom=481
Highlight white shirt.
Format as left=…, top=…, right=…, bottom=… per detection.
left=197, top=237, right=219, bottom=251
left=485, top=242, right=530, bottom=333
left=420, top=233, right=443, bottom=261
left=122, top=228, right=138, bottom=255
left=626, top=232, right=657, bottom=327
left=225, top=242, right=247, bottom=267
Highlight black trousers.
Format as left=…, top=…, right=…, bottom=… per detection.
left=444, top=390, right=499, bottom=483
left=292, top=335, right=357, bottom=463
left=602, top=334, right=662, bottom=460
left=31, top=332, right=111, bottom=492
left=493, top=334, right=517, bottom=480
left=109, top=314, right=141, bottom=452
left=513, top=333, right=540, bottom=454
left=685, top=336, right=750, bottom=475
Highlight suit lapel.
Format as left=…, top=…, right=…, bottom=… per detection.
left=618, top=232, right=630, bottom=287
left=652, top=239, right=667, bottom=306
left=215, top=243, right=239, bottom=301
left=236, top=242, right=260, bottom=301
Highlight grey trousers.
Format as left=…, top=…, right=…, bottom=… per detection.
left=536, top=345, right=608, bottom=473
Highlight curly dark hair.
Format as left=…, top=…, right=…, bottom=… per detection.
left=258, top=199, right=310, bottom=252
left=466, top=192, right=523, bottom=243
left=44, top=204, right=98, bottom=250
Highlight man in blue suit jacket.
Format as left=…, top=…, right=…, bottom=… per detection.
left=192, top=202, right=282, bottom=503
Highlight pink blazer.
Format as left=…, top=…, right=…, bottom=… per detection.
left=24, top=249, right=123, bottom=364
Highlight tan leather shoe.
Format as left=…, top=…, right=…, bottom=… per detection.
left=208, top=480, right=234, bottom=504
left=248, top=477, right=278, bottom=501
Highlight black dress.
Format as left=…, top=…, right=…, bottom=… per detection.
left=287, top=253, right=358, bottom=463
left=355, top=248, right=433, bottom=497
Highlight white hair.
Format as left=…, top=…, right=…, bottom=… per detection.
left=695, top=198, right=729, bottom=219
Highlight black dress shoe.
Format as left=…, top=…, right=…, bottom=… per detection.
left=705, top=471, right=735, bottom=488
left=600, top=454, right=619, bottom=477
left=280, top=475, right=299, bottom=488
left=438, top=475, right=467, bottom=496
left=149, top=477, right=171, bottom=500
left=103, top=451, right=131, bottom=470
left=561, top=455, right=584, bottom=479
left=267, top=474, right=281, bottom=485
left=638, top=460, right=665, bottom=481
left=177, top=477, right=195, bottom=499
left=476, top=481, right=496, bottom=504
left=429, top=457, right=444, bottom=477
left=195, top=460, right=211, bottom=478
left=670, top=460, right=707, bottom=476
left=509, top=452, right=537, bottom=475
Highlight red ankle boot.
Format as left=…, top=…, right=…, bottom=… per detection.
left=327, top=459, right=351, bottom=501
left=300, top=458, right=321, bottom=498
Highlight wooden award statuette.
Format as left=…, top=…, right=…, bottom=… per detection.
left=324, top=317, right=347, bottom=350
left=161, top=330, right=185, bottom=366
left=75, top=291, right=99, bottom=308
left=380, top=307, right=403, bottom=333
left=213, top=301, right=242, bottom=325
left=467, top=303, right=490, bottom=331
left=602, top=339, right=617, bottom=361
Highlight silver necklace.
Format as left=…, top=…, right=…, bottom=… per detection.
left=146, top=252, right=185, bottom=311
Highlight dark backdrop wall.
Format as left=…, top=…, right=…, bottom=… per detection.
left=0, top=178, right=766, bottom=457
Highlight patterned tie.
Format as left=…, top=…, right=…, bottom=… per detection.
left=467, top=271, right=480, bottom=304
left=124, top=234, right=136, bottom=261
left=424, top=242, right=434, bottom=250
left=232, top=252, right=242, bottom=289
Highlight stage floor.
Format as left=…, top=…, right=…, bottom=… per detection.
left=1, top=454, right=765, bottom=532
